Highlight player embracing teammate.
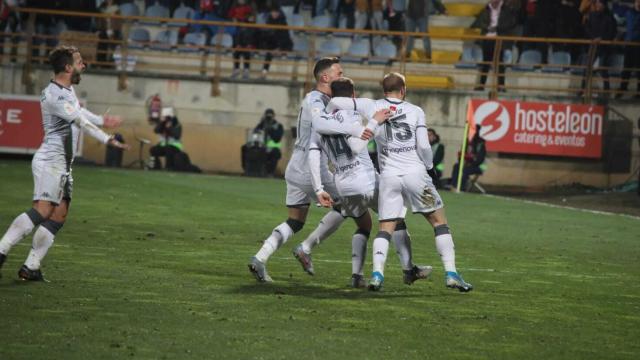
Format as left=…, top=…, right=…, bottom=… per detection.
left=326, top=73, right=472, bottom=292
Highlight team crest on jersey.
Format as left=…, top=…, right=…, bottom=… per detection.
left=63, top=102, right=75, bottom=115
left=389, top=106, right=396, bottom=112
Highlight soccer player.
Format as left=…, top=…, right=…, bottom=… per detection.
left=248, top=57, right=370, bottom=282
left=0, top=45, right=127, bottom=281
left=327, top=73, right=473, bottom=292
left=296, top=77, right=431, bottom=288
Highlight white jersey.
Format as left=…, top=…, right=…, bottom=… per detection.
left=34, top=81, right=109, bottom=170
left=308, top=109, right=376, bottom=197
left=326, top=97, right=432, bottom=178
left=373, top=98, right=430, bottom=177
left=285, top=90, right=333, bottom=185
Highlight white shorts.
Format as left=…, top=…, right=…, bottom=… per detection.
left=32, top=159, right=73, bottom=204
left=378, top=172, right=443, bottom=221
left=286, top=179, right=340, bottom=208
left=341, top=191, right=377, bottom=218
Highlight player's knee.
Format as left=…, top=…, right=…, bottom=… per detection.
left=286, top=218, right=305, bottom=233
left=395, top=220, right=407, bottom=231
left=434, top=224, right=450, bottom=236
left=26, top=208, right=46, bottom=226
left=42, top=219, right=64, bottom=235
left=355, top=228, right=370, bottom=238
left=375, top=231, right=392, bottom=241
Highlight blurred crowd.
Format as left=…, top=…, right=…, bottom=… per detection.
left=1, top=0, right=638, bottom=90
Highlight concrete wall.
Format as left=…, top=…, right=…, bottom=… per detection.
left=2, top=64, right=638, bottom=188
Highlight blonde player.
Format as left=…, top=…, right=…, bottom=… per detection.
left=327, top=73, right=473, bottom=292
left=294, top=77, right=431, bottom=288
left=0, top=45, right=127, bottom=281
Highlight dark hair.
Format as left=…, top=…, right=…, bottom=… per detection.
left=49, top=45, right=79, bottom=74
left=382, top=72, right=406, bottom=93
left=313, top=57, right=340, bottom=81
left=330, top=77, right=355, bottom=98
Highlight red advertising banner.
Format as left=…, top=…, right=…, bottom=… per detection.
left=467, top=99, right=604, bottom=159
left=0, top=94, right=44, bottom=154
left=0, top=94, right=85, bottom=155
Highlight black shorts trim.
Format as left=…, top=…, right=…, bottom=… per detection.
left=287, top=203, right=311, bottom=209
left=379, top=217, right=404, bottom=222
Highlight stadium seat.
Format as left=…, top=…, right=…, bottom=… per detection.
left=513, top=50, right=542, bottom=71
left=316, top=37, right=342, bottom=57
left=179, top=32, right=206, bottom=52
left=455, top=44, right=482, bottom=69
left=288, top=13, right=305, bottom=28
left=342, top=38, right=370, bottom=63
left=169, top=5, right=195, bottom=27
left=371, top=38, right=397, bottom=65
left=128, top=27, right=151, bottom=49
left=570, top=53, right=589, bottom=75
left=143, top=2, right=170, bottom=24
left=606, top=53, right=625, bottom=76
left=311, top=15, right=332, bottom=29
left=150, top=29, right=178, bottom=51
left=542, top=51, right=571, bottom=73
left=120, top=3, right=140, bottom=17
left=290, top=36, right=309, bottom=59
left=210, top=33, right=233, bottom=53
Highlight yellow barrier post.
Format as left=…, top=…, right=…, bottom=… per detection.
left=455, top=120, right=470, bottom=193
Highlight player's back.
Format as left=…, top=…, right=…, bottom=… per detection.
left=34, top=81, right=80, bottom=169
left=315, top=109, right=376, bottom=196
left=373, top=98, right=427, bottom=177
left=285, top=90, right=331, bottom=185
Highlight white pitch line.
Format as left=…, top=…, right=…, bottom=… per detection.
left=484, top=194, right=640, bottom=221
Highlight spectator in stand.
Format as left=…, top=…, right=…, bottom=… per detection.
left=260, top=5, right=292, bottom=78
left=579, top=0, right=597, bottom=23
left=581, top=0, right=616, bottom=96
left=405, top=0, right=447, bottom=60
left=0, top=0, right=20, bottom=63
left=28, top=0, right=66, bottom=64
left=334, top=0, right=355, bottom=29
left=527, top=0, right=557, bottom=63
left=230, top=1, right=257, bottom=79
left=471, top=0, right=519, bottom=92
left=386, top=0, right=407, bottom=50
left=555, top=0, right=583, bottom=62
left=64, top=0, right=97, bottom=31
left=354, top=0, right=384, bottom=31
left=191, top=0, right=229, bottom=42
left=96, top=0, right=122, bottom=68
left=615, top=0, right=640, bottom=98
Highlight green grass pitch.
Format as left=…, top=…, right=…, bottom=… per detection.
left=1, top=160, right=639, bottom=359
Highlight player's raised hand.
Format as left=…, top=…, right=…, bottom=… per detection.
left=108, top=136, right=130, bottom=150
left=373, top=109, right=392, bottom=124
left=103, top=114, right=123, bottom=128
left=316, top=191, right=334, bottom=208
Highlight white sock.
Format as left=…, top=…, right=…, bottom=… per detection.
left=372, top=232, right=391, bottom=275
left=300, top=210, right=344, bottom=253
left=24, top=226, right=55, bottom=270
left=392, top=229, right=413, bottom=271
left=351, top=232, right=368, bottom=275
left=435, top=233, right=457, bottom=273
left=0, top=212, right=37, bottom=255
left=255, top=222, right=294, bottom=263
